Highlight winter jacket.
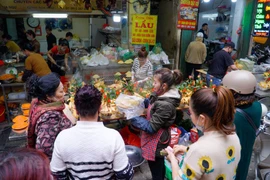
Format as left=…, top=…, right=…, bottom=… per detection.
left=131, top=88, right=181, bottom=158
left=28, top=99, right=72, bottom=159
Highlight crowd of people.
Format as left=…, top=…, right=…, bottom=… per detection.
left=0, top=23, right=264, bottom=180
left=0, top=27, right=74, bottom=83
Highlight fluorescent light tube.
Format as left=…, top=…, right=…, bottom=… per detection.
left=113, top=14, right=121, bottom=22
left=32, top=13, right=68, bottom=18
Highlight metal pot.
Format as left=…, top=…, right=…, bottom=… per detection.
left=125, top=145, right=145, bottom=167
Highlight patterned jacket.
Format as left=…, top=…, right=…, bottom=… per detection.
left=28, top=98, right=72, bottom=159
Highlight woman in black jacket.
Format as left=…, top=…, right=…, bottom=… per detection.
left=131, top=68, right=182, bottom=180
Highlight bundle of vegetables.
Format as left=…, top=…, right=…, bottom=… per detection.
left=178, top=76, right=207, bottom=106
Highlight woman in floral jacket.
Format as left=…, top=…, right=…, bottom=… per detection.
left=27, top=73, right=72, bottom=159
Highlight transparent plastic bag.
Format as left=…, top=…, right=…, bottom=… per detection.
left=152, top=42, right=163, bottom=54
left=115, top=93, right=145, bottom=119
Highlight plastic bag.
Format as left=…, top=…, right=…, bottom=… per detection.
left=169, top=126, right=181, bottom=148
left=144, top=43, right=149, bottom=52
left=115, top=93, right=145, bottom=119
left=71, top=71, right=83, bottom=84
left=87, top=53, right=109, bottom=66
left=160, top=51, right=170, bottom=64
left=90, top=48, right=98, bottom=56
left=152, top=43, right=163, bottom=54
left=148, top=51, right=161, bottom=64
left=237, top=58, right=255, bottom=71
left=123, top=52, right=135, bottom=61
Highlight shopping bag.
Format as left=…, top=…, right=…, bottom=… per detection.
left=169, top=126, right=181, bottom=148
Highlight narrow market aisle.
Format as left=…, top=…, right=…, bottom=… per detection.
left=247, top=154, right=256, bottom=180
left=133, top=161, right=152, bottom=180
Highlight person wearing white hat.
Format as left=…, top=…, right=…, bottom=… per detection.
left=223, top=70, right=262, bottom=180
left=185, top=32, right=207, bottom=80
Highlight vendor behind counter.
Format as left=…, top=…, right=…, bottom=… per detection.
left=22, top=43, right=51, bottom=82
left=47, top=39, right=70, bottom=76
left=2, top=34, right=21, bottom=54
left=131, top=46, right=153, bottom=85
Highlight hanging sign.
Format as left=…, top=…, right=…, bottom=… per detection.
left=0, top=0, right=109, bottom=13
left=131, top=15, right=157, bottom=45
left=177, top=0, right=200, bottom=30
left=253, top=0, right=270, bottom=37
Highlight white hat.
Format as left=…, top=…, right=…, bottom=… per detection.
left=196, top=32, right=203, bottom=38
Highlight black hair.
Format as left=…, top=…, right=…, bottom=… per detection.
left=154, top=68, right=183, bottom=88
left=27, top=73, right=60, bottom=100
left=202, top=23, right=208, bottom=27
left=2, top=34, right=12, bottom=40
left=26, top=30, right=36, bottom=38
left=45, top=25, right=52, bottom=31
left=231, top=90, right=256, bottom=107
left=224, top=42, right=235, bottom=49
left=59, top=39, right=69, bottom=46
left=66, top=32, right=73, bottom=38
left=22, top=43, right=34, bottom=52
left=75, top=85, right=102, bottom=117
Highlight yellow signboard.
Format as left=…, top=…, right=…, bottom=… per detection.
left=131, top=15, right=157, bottom=45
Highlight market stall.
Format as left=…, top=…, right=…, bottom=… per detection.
left=0, top=60, right=26, bottom=123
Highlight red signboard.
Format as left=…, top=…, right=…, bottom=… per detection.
left=177, top=0, right=200, bottom=30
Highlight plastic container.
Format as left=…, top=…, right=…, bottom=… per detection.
left=18, top=92, right=26, bottom=99
left=178, top=132, right=190, bottom=146
left=8, top=92, right=19, bottom=100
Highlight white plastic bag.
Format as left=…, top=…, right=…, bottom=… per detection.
left=115, top=93, right=145, bottom=119
left=160, top=51, right=170, bottom=64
